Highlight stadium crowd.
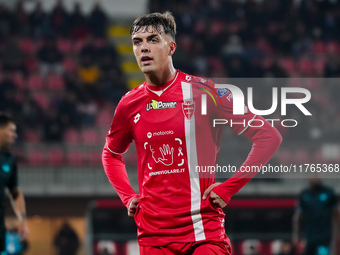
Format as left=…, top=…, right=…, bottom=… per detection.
left=0, top=0, right=127, bottom=144
left=0, top=0, right=339, bottom=165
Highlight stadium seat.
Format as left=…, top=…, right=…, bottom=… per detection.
left=279, top=58, right=296, bottom=75
left=57, top=39, right=72, bottom=55
left=257, top=38, right=273, bottom=55
left=46, top=74, right=64, bottom=91
left=73, top=39, right=85, bottom=54
left=32, top=93, right=50, bottom=109
left=18, top=39, right=35, bottom=54
left=46, top=148, right=65, bottom=166
left=27, top=74, right=44, bottom=90
left=64, top=129, right=80, bottom=144
left=312, top=41, right=326, bottom=56
left=94, top=38, right=104, bottom=48
left=314, top=58, right=325, bottom=75
left=95, top=111, right=112, bottom=127
left=326, top=41, right=339, bottom=54
left=27, top=150, right=44, bottom=165
left=80, top=129, right=101, bottom=144
left=24, top=57, right=39, bottom=73
left=87, top=150, right=102, bottom=165
left=67, top=150, right=85, bottom=165
left=297, top=59, right=315, bottom=74
left=23, top=130, right=40, bottom=143
left=208, top=57, right=224, bottom=72
left=62, top=58, right=77, bottom=73
left=11, top=72, right=24, bottom=89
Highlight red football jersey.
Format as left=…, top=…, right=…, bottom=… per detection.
left=103, top=70, right=281, bottom=246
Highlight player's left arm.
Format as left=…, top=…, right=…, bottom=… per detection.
left=6, top=159, right=29, bottom=242
left=203, top=115, right=282, bottom=208
left=7, top=187, right=29, bottom=242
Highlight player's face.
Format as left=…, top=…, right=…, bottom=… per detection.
left=0, top=122, right=17, bottom=149
left=132, top=26, right=175, bottom=75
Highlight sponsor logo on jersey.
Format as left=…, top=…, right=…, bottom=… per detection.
left=182, top=100, right=195, bottom=120
left=146, top=99, right=177, bottom=111
left=134, top=113, right=141, bottom=123
left=147, top=130, right=174, bottom=138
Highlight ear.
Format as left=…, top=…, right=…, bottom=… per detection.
left=169, top=41, right=177, bottom=56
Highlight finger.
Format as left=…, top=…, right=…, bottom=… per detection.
left=202, top=183, right=219, bottom=200
left=203, top=182, right=222, bottom=199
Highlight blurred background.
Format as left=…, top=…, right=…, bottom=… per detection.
left=0, top=0, right=340, bottom=254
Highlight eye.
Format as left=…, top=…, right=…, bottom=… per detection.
left=151, top=38, right=158, bottom=43
left=133, top=40, right=141, bottom=45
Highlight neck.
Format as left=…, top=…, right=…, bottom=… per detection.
left=145, top=65, right=177, bottom=86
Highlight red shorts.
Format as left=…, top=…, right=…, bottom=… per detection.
left=140, top=240, right=232, bottom=255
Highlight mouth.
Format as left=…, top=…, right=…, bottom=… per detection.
left=141, top=56, right=153, bottom=65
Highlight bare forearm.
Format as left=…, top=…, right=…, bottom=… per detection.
left=9, top=188, right=27, bottom=221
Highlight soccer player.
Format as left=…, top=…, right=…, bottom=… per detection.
left=102, top=12, right=282, bottom=254
left=293, top=175, right=339, bottom=255
left=0, top=113, right=29, bottom=255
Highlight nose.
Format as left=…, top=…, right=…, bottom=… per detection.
left=141, top=43, right=149, bottom=53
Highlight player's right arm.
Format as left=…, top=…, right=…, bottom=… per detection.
left=102, top=100, right=139, bottom=217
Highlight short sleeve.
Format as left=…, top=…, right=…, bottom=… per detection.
left=216, top=88, right=257, bottom=135
left=106, top=101, right=133, bottom=154
left=6, top=158, right=18, bottom=190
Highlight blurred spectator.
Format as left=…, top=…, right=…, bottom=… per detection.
left=0, top=4, right=14, bottom=39
left=97, top=39, right=119, bottom=74
left=2, top=37, right=26, bottom=75
left=29, top=2, right=50, bottom=38
left=77, top=93, right=97, bottom=126
left=50, top=0, right=69, bottom=37
left=58, top=91, right=81, bottom=128
left=80, top=37, right=97, bottom=64
left=0, top=74, right=21, bottom=116
left=13, top=1, right=30, bottom=36
left=89, top=3, right=108, bottom=38
left=264, top=58, right=288, bottom=78
left=323, top=55, right=340, bottom=77
left=53, top=222, right=79, bottom=255
left=222, top=35, right=244, bottom=57
left=21, top=92, right=43, bottom=129
left=43, top=108, right=64, bottom=142
left=37, top=37, right=64, bottom=77
left=225, top=56, right=248, bottom=78
left=99, top=69, right=127, bottom=104
left=69, top=2, right=89, bottom=40
left=78, top=40, right=100, bottom=85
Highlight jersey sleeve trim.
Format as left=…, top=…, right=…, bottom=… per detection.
left=238, top=114, right=257, bottom=135
left=106, top=138, right=129, bottom=155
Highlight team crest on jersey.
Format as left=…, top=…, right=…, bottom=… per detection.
left=182, top=100, right=195, bottom=120
left=2, top=163, right=10, bottom=173
left=146, top=99, right=177, bottom=111
left=217, top=88, right=233, bottom=102
left=217, top=88, right=229, bottom=97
